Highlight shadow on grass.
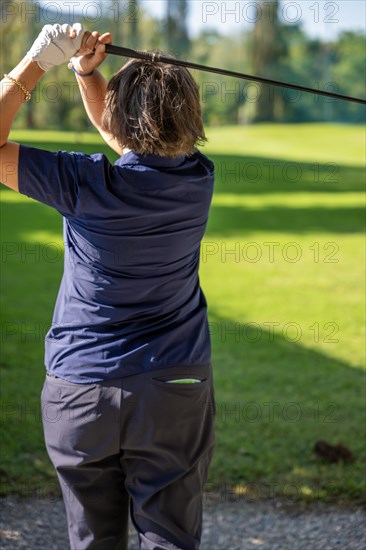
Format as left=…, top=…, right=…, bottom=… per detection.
left=207, top=310, right=365, bottom=501
left=210, top=153, right=366, bottom=194
left=206, top=204, right=364, bottom=236
left=206, top=154, right=364, bottom=235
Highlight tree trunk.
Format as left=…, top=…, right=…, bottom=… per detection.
left=250, top=1, right=286, bottom=122
left=128, top=0, right=138, bottom=49
left=166, top=0, right=190, bottom=58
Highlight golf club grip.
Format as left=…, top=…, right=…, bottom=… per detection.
left=103, top=44, right=366, bottom=105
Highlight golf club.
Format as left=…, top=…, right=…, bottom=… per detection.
left=104, top=44, right=366, bottom=106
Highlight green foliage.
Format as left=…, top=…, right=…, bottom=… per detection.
left=192, top=32, right=251, bottom=126
left=329, top=32, right=366, bottom=122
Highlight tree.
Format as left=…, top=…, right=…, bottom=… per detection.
left=192, top=30, right=250, bottom=126
left=127, top=0, right=139, bottom=49
left=330, top=32, right=366, bottom=122
left=273, top=25, right=326, bottom=122
left=165, top=0, right=190, bottom=58
left=248, top=1, right=287, bottom=121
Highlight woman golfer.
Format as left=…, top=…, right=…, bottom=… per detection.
left=0, top=24, right=216, bottom=550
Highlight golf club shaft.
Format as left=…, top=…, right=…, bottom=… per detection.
left=104, top=44, right=366, bottom=106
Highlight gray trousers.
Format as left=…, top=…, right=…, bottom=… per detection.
left=41, top=364, right=216, bottom=550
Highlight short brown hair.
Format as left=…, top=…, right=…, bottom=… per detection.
left=102, top=54, right=207, bottom=157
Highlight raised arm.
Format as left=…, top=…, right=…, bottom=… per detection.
left=0, top=23, right=85, bottom=192
left=0, top=59, right=44, bottom=148
left=0, top=59, right=44, bottom=191
left=69, top=32, right=124, bottom=155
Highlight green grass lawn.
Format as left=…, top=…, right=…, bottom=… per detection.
left=1, top=124, right=365, bottom=504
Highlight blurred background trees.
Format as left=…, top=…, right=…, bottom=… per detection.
left=0, top=0, right=364, bottom=130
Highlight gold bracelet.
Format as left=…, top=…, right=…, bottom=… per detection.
left=4, top=74, right=32, bottom=102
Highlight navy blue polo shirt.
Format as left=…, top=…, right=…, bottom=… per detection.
left=18, top=145, right=214, bottom=382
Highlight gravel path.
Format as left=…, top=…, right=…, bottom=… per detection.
left=0, top=496, right=365, bottom=549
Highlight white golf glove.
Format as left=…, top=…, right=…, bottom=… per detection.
left=27, top=23, right=85, bottom=72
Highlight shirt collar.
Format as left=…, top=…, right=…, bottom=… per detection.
left=115, top=151, right=186, bottom=169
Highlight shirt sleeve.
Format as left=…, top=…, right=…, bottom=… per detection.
left=18, top=144, right=80, bottom=217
